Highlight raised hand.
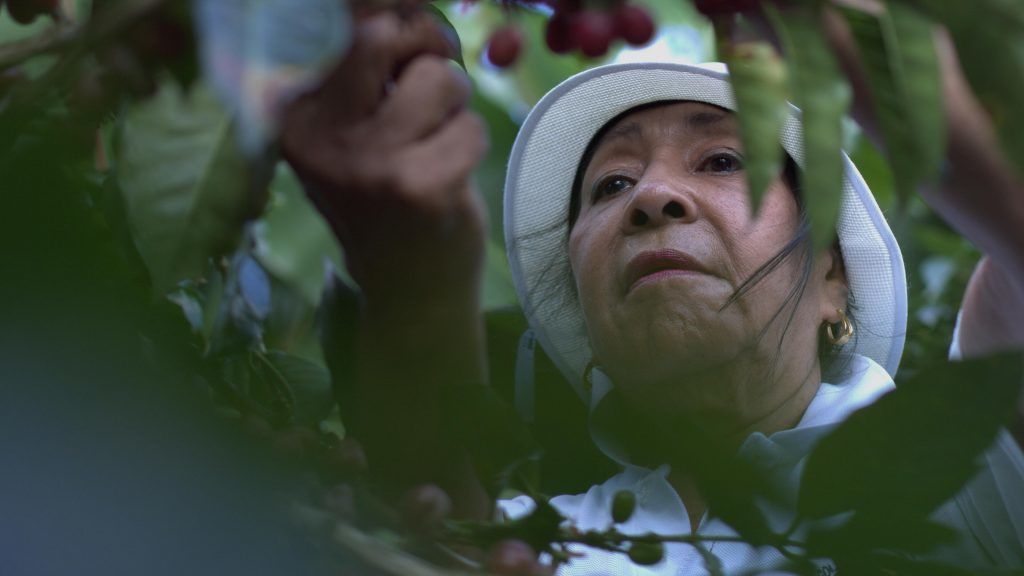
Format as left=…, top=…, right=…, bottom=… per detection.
left=280, top=8, right=493, bottom=517
left=281, top=9, right=489, bottom=312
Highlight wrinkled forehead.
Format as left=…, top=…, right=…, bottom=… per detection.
left=581, top=101, right=739, bottom=171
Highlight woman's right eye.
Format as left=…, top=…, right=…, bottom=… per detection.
left=591, top=175, right=634, bottom=202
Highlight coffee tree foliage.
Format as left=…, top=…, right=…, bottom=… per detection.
left=0, top=0, right=1021, bottom=574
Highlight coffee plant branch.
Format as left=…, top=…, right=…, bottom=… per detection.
left=0, top=0, right=169, bottom=70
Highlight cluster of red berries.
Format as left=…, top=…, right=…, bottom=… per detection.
left=0, top=0, right=57, bottom=25
left=543, top=0, right=655, bottom=58
left=485, top=0, right=656, bottom=69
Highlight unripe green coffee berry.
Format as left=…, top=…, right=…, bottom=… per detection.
left=611, top=490, right=636, bottom=524
left=627, top=542, right=664, bottom=566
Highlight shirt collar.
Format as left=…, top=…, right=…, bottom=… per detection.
left=588, top=354, right=897, bottom=466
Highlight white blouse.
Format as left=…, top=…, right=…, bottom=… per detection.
left=499, top=351, right=1024, bottom=575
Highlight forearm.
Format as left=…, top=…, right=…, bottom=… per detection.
left=920, top=33, right=1024, bottom=282
left=959, top=258, right=1024, bottom=358
left=958, top=258, right=1024, bottom=451
left=351, top=297, right=491, bottom=518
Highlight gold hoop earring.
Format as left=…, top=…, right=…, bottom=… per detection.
left=826, top=308, right=854, bottom=346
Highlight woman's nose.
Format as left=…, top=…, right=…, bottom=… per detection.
left=622, top=180, right=699, bottom=231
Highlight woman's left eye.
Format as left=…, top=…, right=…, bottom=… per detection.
left=700, top=152, right=744, bottom=174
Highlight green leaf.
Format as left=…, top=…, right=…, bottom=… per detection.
left=222, top=349, right=333, bottom=426
left=837, top=551, right=979, bottom=576
left=695, top=544, right=725, bottom=576
left=482, top=239, right=518, bottom=310
left=805, top=513, right=958, bottom=559
left=798, top=353, right=1023, bottom=519
left=317, top=270, right=362, bottom=425
left=842, top=2, right=945, bottom=205
left=468, top=88, right=519, bottom=310
left=255, top=163, right=343, bottom=306
left=262, top=272, right=324, bottom=364
left=425, top=2, right=465, bottom=70
left=724, top=41, right=789, bottom=214
left=766, top=4, right=851, bottom=251
left=221, top=351, right=294, bottom=424
left=914, top=0, right=1024, bottom=178
left=116, top=81, right=262, bottom=293
left=262, top=350, right=334, bottom=425
left=441, top=383, right=543, bottom=498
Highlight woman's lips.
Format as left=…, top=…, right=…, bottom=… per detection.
left=625, top=249, right=709, bottom=293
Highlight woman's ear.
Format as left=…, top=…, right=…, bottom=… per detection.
left=819, top=245, right=849, bottom=323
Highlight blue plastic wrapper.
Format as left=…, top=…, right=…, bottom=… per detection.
left=192, top=0, right=353, bottom=157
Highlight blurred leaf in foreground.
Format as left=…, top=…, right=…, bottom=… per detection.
left=842, top=2, right=945, bottom=206
left=915, top=0, right=1024, bottom=179
left=799, top=353, right=1023, bottom=520
left=116, top=81, right=262, bottom=293
left=766, top=3, right=851, bottom=251
left=723, top=40, right=789, bottom=214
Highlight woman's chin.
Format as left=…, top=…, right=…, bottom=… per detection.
left=604, top=341, right=739, bottom=387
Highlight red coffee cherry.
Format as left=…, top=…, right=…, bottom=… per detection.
left=614, top=4, right=656, bottom=47
left=486, top=539, right=545, bottom=575
left=400, top=484, right=452, bottom=533
left=487, top=25, right=523, bottom=68
left=319, top=437, right=368, bottom=482
left=545, top=12, right=576, bottom=54
left=572, top=10, right=615, bottom=58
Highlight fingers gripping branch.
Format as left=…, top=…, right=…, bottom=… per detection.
left=378, top=55, right=473, bottom=147
left=319, top=11, right=456, bottom=120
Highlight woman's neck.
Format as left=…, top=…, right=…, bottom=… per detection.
left=624, top=352, right=823, bottom=449
left=632, top=355, right=824, bottom=530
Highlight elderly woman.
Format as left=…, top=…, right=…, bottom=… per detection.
left=282, top=9, right=1024, bottom=573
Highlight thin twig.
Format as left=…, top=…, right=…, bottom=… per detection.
left=0, top=24, right=79, bottom=70
left=559, top=529, right=807, bottom=550
left=0, top=0, right=167, bottom=70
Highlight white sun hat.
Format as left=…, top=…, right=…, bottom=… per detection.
left=504, top=61, right=907, bottom=406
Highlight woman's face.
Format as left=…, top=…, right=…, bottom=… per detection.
left=569, top=102, right=846, bottom=426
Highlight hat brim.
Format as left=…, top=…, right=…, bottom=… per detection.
left=504, top=62, right=907, bottom=403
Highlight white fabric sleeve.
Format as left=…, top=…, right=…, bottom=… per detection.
left=949, top=309, right=1024, bottom=565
